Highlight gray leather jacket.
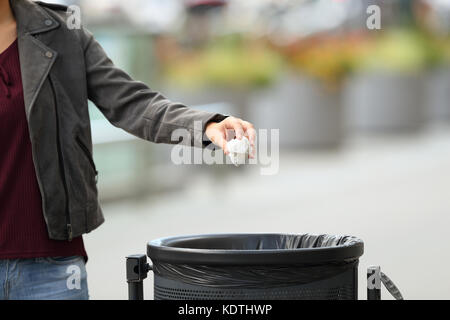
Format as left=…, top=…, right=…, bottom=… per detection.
left=10, top=0, right=226, bottom=240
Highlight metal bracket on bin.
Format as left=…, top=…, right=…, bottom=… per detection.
left=126, top=254, right=152, bottom=300
left=367, top=265, right=404, bottom=300
left=367, top=266, right=381, bottom=300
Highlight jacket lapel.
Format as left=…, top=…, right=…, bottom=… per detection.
left=11, top=0, right=60, bottom=118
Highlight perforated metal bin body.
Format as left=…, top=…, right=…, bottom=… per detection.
left=147, top=233, right=364, bottom=300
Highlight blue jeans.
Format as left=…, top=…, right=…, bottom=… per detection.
left=0, top=256, right=89, bottom=300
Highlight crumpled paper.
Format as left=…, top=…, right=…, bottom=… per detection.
left=227, top=137, right=250, bottom=167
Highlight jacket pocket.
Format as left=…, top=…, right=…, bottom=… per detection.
left=75, top=136, right=98, bottom=182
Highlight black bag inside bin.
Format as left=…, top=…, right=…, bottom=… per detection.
left=147, top=233, right=364, bottom=300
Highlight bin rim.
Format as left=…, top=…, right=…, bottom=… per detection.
left=147, top=233, right=364, bottom=266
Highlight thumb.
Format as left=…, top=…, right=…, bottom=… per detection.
left=209, top=130, right=228, bottom=154
left=217, top=135, right=229, bottom=154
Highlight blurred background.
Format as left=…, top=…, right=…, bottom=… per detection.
left=51, top=0, right=450, bottom=299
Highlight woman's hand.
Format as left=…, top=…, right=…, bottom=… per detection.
left=205, top=117, right=256, bottom=158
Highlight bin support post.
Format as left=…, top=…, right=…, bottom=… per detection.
left=126, top=254, right=151, bottom=300
left=367, top=266, right=381, bottom=300
left=128, top=280, right=144, bottom=300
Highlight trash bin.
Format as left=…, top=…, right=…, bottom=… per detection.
left=146, top=233, right=364, bottom=300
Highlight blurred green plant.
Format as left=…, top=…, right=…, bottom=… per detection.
left=278, top=33, right=368, bottom=89
left=353, top=29, right=434, bottom=73
left=425, top=35, right=450, bottom=68
left=164, top=35, right=284, bottom=90
left=163, top=29, right=450, bottom=92
left=278, top=28, right=450, bottom=87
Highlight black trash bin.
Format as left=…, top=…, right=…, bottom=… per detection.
left=146, top=233, right=364, bottom=300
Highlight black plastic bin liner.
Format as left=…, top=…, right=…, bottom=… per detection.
left=147, top=233, right=363, bottom=299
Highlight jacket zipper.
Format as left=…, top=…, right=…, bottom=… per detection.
left=75, top=136, right=98, bottom=180
left=49, top=77, right=73, bottom=241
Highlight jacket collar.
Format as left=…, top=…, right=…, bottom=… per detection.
left=11, top=0, right=60, bottom=35
left=10, top=0, right=61, bottom=119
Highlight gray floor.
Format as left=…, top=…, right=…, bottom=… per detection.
left=84, top=126, right=450, bottom=300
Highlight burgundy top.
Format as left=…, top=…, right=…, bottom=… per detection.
left=0, top=40, right=87, bottom=259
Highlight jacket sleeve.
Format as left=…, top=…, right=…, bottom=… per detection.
left=81, top=27, right=228, bottom=146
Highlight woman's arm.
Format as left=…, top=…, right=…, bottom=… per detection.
left=81, top=27, right=255, bottom=151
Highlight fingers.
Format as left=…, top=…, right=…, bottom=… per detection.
left=220, top=135, right=229, bottom=154
left=242, top=121, right=256, bottom=158
left=225, top=118, right=256, bottom=141
left=224, top=117, right=245, bottom=140
left=242, top=121, right=256, bottom=145
left=220, top=117, right=256, bottom=157
left=234, top=122, right=245, bottom=140
left=212, top=131, right=228, bottom=154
